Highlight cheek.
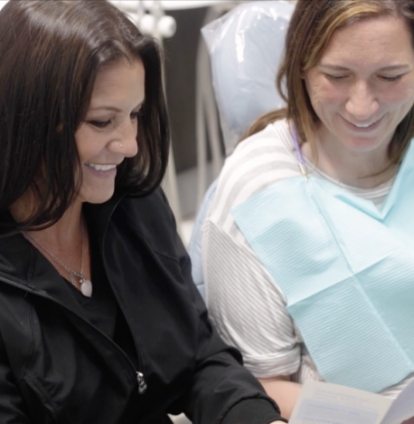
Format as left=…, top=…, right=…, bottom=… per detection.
left=306, top=77, right=344, bottom=111
left=380, top=84, right=414, bottom=108
left=376, top=72, right=414, bottom=106
left=74, top=126, right=88, bottom=159
left=74, top=127, right=100, bottom=161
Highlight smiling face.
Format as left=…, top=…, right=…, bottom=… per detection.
left=74, top=58, right=145, bottom=204
left=305, top=15, right=414, bottom=166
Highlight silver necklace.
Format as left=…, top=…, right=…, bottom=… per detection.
left=23, top=229, right=93, bottom=298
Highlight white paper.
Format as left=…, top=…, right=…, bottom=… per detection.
left=289, top=380, right=414, bottom=424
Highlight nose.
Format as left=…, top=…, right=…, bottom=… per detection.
left=110, top=118, right=138, bottom=157
left=345, top=80, right=379, bottom=121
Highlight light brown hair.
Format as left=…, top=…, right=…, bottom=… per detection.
left=246, top=0, right=414, bottom=164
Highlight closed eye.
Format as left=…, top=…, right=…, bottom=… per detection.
left=378, top=74, right=403, bottom=82
left=130, top=107, right=143, bottom=121
left=88, top=119, right=112, bottom=128
left=324, top=73, right=349, bottom=80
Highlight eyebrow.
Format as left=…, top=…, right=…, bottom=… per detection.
left=318, top=63, right=411, bottom=72
left=88, top=106, right=122, bottom=112
left=88, top=101, right=144, bottom=112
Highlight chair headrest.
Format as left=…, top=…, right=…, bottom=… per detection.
left=202, top=1, right=294, bottom=154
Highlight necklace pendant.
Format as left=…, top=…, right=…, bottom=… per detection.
left=79, top=277, right=93, bottom=297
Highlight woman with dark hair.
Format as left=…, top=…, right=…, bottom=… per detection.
left=0, top=1, right=285, bottom=423
left=201, top=0, right=414, bottom=420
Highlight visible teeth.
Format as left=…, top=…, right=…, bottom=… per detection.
left=87, top=163, right=116, bottom=171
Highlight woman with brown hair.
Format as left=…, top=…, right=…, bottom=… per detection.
left=201, top=0, right=414, bottom=419
left=0, top=1, right=286, bottom=423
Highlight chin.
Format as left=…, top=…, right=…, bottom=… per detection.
left=347, top=139, right=385, bottom=153
left=91, top=193, right=115, bottom=204
left=79, top=188, right=115, bottom=204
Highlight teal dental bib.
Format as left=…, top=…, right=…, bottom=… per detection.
left=232, top=140, right=414, bottom=392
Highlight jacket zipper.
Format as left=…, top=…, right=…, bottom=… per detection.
left=136, top=371, right=147, bottom=394
left=99, top=210, right=149, bottom=396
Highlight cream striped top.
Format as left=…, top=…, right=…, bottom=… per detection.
left=201, top=118, right=413, bottom=398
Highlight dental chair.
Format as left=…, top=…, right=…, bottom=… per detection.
left=188, top=0, right=294, bottom=298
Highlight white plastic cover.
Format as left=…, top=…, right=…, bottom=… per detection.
left=202, top=1, right=294, bottom=154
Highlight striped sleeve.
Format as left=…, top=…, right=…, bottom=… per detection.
left=202, top=120, right=302, bottom=378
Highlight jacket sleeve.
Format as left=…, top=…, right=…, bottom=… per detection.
left=0, top=336, right=31, bottom=423
left=156, top=192, right=285, bottom=424
left=179, top=245, right=285, bottom=424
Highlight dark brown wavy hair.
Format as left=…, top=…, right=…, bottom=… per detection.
left=0, top=0, right=169, bottom=232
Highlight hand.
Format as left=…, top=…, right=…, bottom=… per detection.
left=269, top=421, right=287, bottom=424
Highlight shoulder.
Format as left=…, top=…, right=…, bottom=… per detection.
left=110, top=189, right=180, bottom=258
left=207, top=119, right=300, bottom=227
left=227, top=119, right=294, bottom=167
left=116, top=189, right=173, bottom=226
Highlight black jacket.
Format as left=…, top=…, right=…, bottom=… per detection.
left=0, top=189, right=283, bottom=424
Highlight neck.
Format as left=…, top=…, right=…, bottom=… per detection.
left=10, top=191, right=83, bottom=245
left=34, top=205, right=84, bottom=249
left=11, top=193, right=90, bottom=275
left=302, top=132, right=396, bottom=189
left=11, top=193, right=92, bottom=296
